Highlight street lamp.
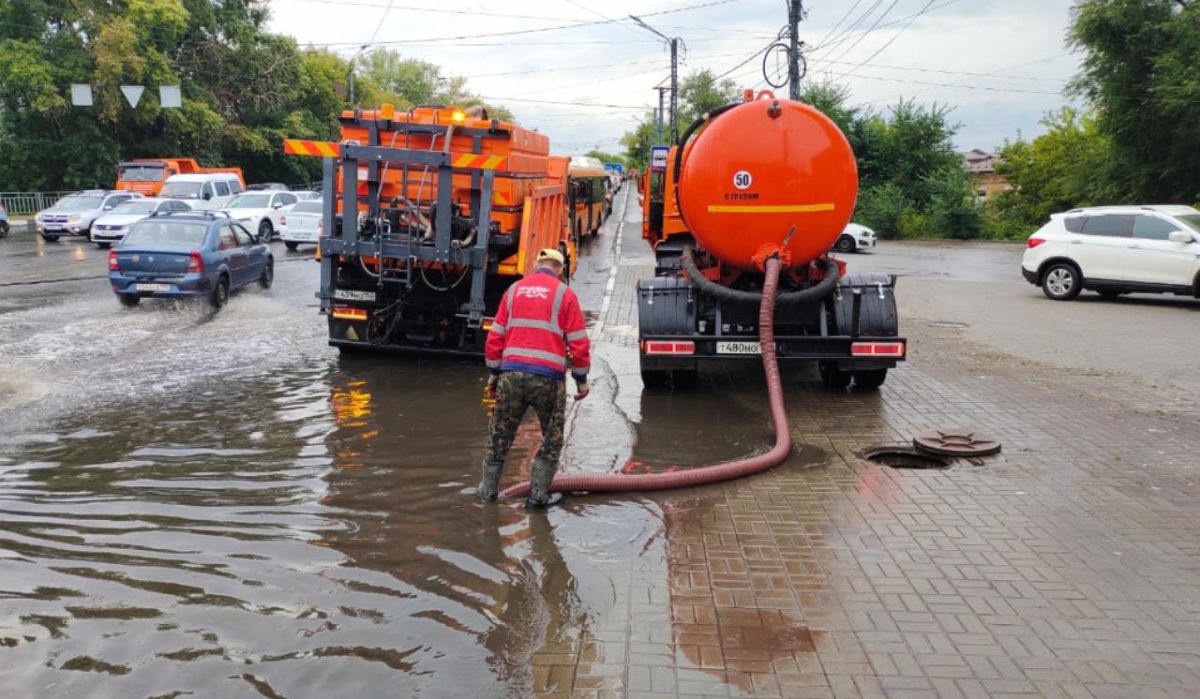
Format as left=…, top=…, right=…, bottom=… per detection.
left=629, top=15, right=680, bottom=144
left=347, top=44, right=369, bottom=106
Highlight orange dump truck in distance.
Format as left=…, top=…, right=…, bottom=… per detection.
left=116, top=159, right=246, bottom=196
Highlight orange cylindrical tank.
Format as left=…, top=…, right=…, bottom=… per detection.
left=677, top=94, right=858, bottom=271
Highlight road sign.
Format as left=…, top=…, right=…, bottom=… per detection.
left=120, top=85, right=145, bottom=108
left=70, top=84, right=93, bottom=107
left=159, top=86, right=182, bottom=109
left=650, top=145, right=669, bottom=172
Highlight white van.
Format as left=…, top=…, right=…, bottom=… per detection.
left=159, top=173, right=244, bottom=210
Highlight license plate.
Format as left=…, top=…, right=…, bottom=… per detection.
left=136, top=283, right=171, bottom=292
left=334, top=289, right=376, bottom=302
left=716, top=341, right=762, bottom=355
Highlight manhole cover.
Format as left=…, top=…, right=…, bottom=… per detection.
left=860, top=445, right=951, bottom=469
left=914, top=428, right=1001, bottom=457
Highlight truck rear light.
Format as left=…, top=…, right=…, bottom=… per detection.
left=186, top=251, right=204, bottom=274
left=1027, top=237, right=1046, bottom=248
left=107, top=249, right=118, bottom=271
left=851, top=341, right=906, bottom=358
left=643, top=340, right=695, bottom=355
left=332, top=306, right=368, bottom=321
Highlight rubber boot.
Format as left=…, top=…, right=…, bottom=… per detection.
left=476, top=459, right=503, bottom=503
left=524, top=457, right=563, bottom=512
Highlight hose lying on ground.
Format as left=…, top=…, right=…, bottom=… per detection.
left=500, top=254, right=791, bottom=500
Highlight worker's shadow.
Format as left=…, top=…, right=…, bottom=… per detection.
left=476, top=505, right=589, bottom=689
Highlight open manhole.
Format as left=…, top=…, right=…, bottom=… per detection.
left=860, top=445, right=951, bottom=469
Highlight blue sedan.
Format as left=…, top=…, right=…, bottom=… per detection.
left=108, top=211, right=274, bottom=309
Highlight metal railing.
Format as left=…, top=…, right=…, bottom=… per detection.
left=0, top=191, right=76, bottom=216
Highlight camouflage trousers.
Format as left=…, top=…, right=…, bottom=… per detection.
left=479, top=372, right=566, bottom=503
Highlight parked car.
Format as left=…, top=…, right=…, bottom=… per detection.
left=292, top=191, right=321, bottom=201
left=35, top=190, right=144, bottom=242
left=832, top=222, right=876, bottom=253
left=0, top=201, right=8, bottom=239
left=90, top=198, right=192, bottom=248
left=108, top=211, right=273, bottom=310
left=1022, top=205, right=1200, bottom=301
left=222, top=191, right=300, bottom=241
left=279, top=199, right=324, bottom=250
left=159, top=173, right=244, bottom=210
left=246, top=183, right=290, bottom=192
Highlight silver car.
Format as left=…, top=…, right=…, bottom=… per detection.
left=36, top=190, right=143, bottom=242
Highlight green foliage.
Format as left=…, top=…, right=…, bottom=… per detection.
left=584, top=150, right=626, bottom=167
left=0, top=5, right=507, bottom=190
left=925, top=166, right=984, bottom=240
left=855, top=183, right=909, bottom=240
left=1069, top=0, right=1200, bottom=202
left=358, top=49, right=513, bottom=121
left=622, top=69, right=739, bottom=167
left=993, top=107, right=1115, bottom=228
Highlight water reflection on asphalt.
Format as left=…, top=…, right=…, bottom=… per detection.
left=0, top=357, right=666, bottom=696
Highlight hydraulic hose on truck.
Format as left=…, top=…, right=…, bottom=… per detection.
left=500, top=254, right=792, bottom=500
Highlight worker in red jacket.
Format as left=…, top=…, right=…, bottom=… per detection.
left=479, top=248, right=591, bottom=511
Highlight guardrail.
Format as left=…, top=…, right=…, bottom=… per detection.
left=1, top=192, right=76, bottom=216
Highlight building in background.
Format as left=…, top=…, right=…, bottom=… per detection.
left=961, top=149, right=1012, bottom=203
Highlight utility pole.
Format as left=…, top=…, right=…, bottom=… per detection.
left=655, top=87, right=668, bottom=143
left=787, top=1, right=802, bottom=100
left=631, top=15, right=682, bottom=144
left=669, top=37, right=679, bottom=143
left=348, top=44, right=369, bottom=105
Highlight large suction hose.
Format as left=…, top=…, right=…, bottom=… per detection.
left=681, top=246, right=839, bottom=306
left=499, top=255, right=790, bottom=500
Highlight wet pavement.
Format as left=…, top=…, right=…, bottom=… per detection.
left=2, top=193, right=1200, bottom=698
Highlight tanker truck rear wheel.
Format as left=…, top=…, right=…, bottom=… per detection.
left=853, top=369, right=888, bottom=390
left=819, top=361, right=853, bottom=389
left=641, top=369, right=671, bottom=390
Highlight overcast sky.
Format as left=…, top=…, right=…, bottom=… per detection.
left=268, top=0, right=1082, bottom=155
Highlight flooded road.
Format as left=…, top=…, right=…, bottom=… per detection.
left=7, top=195, right=1200, bottom=698
left=0, top=190, right=676, bottom=697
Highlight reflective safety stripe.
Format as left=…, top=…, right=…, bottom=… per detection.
left=502, top=347, right=567, bottom=367
left=490, top=322, right=506, bottom=335
left=485, top=358, right=501, bottom=368
left=506, top=287, right=514, bottom=317
left=508, top=318, right=560, bottom=333
left=550, top=283, right=567, bottom=326
left=566, top=329, right=588, bottom=341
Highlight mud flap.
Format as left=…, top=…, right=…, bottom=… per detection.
left=637, top=276, right=696, bottom=371
left=830, top=273, right=899, bottom=370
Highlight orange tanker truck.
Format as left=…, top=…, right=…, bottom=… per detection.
left=638, top=89, right=905, bottom=389
left=283, top=104, right=573, bottom=354
left=116, top=158, right=245, bottom=196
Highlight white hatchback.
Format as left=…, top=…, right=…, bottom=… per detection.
left=832, top=223, right=876, bottom=253
left=1022, top=205, right=1200, bottom=300
left=90, top=198, right=192, bottom=248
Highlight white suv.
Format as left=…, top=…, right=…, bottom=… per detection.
left=1022, top=205, right=1200, bottom=301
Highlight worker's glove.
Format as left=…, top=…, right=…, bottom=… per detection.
left=485, top=374, right=499, bottom=401
left=574, top=381, right=589, bottom=401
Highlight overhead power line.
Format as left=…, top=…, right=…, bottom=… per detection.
left=809, top=0, right=964, bottom=53
left=841, top=0, right=936, bottom=77
left=825, top=0, right=902, bottom=65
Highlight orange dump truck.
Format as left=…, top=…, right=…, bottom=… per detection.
left=283, top=104, right=572, bottom=355
left=115, top=159, right=246, bottom=196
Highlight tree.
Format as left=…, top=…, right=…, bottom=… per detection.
left=993, top=107, right=1115, bottom=227
left=358, top=49, right=513, bottom=121
left=584, top=150, right=625, bottom=167
left=1069, top=0, right=1200, bottom=202
left=621, top=69, right=739, bottom=165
